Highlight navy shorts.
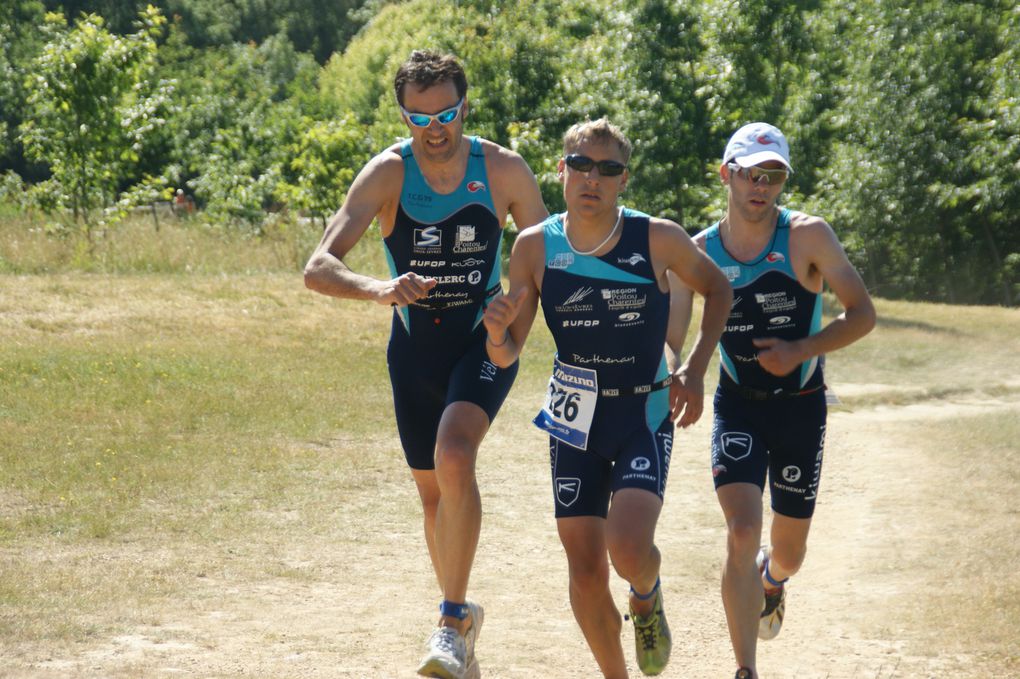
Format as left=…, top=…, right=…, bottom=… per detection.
left=710, top=386, right=827, bottom=519
left=549, top=413, right=674, bottom=519
left=387, top=326, right=517, bottom=470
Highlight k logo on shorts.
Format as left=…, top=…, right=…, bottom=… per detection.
left=555, top=477, right=580, bottom=507
left=719, top=432, right=753, bottom=461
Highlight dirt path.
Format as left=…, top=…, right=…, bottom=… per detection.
left=16, top=386, right=1020, bottom=678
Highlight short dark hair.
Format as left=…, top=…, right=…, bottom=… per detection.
left=393, top=50, right=468, bottom=107
left=563, top=117, right=633, bottom=163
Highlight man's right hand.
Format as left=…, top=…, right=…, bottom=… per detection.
left=482, top=287, right=527, bottom=343
left=379, top=272, right=437, bottom=307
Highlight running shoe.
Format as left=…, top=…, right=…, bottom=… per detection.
left=463, top=602, right=484, bottom=674
left=757, top=547, right=786, bottom=641
left=628, top=587, right=672, bottom=675
left=734, top=668, right=754, bottom=679
left=416, top=626, right=467, bottom=679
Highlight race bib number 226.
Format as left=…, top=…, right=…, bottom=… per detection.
left=533, top=357, right=598, bottom=450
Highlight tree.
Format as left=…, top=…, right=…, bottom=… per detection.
left=276, top=113, right=372, bottom=227
left=19, top=7, right=171, bottom=236
left=807, top=0, right=1011, bottom=304
left=0, top=1, right=46, bottom=177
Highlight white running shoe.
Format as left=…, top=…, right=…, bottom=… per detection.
left=463, top=601, right=484, bottom=668
left=417, top=626, right=467, bottom=679
left=756, top=547, right=787, bottom=641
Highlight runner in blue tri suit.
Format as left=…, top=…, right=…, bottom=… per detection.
left=484, top=118, right=731, bottom=679
left=385, top=134, right=517, bottom=469
left=669, top=122, right=875, bottom=679
left=304, top=50, right=547, bottom=679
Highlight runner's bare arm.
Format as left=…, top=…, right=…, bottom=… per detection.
left=483, top=225, right=543, bottom=368
left=666, top=271, right=694, bottom=372
left=653, top=220, right=731, bottom=425
left=754, top=217, right=875, bottom=375
left=303, top=152, right=437, bottom=307
left=491, top=145, right=549, bottom=231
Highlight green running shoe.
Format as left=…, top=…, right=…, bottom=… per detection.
left=629, top=586, right=672, bottom=676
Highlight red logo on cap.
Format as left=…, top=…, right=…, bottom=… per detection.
left=467, top=181, right=486, bottom=192
left=757, top=135, right=777, bottom=146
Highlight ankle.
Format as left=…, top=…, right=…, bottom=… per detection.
left=761, top=556, right=789, bottom=592
left=438, top=600, right=470, bottom=634
left=629, top=577, right=660, bottom=615
left=438, top=616, right=468, bottom=634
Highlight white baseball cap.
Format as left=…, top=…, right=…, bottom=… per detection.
left=722, top=122, right=792, bottom=171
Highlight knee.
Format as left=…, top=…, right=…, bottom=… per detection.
left=568, top=558, right=610, bottom=597
left=418, top=489, right=440, bottom=518
left=433, top=440, right=477, bottom=489
left=771, top=542, right=807, bottom=574
left=726, top=517, right=762, bottom=559
left=606, top=532, right=650, bottom=582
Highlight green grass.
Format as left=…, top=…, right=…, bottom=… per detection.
left=0, top=206, right=325, bottom=275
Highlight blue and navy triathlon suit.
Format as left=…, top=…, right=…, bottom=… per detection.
left=383, top=136, right=518, bottom=470
left=703, top=207, right=827, bottom=518
left=534, top=208, right=674, bottom=518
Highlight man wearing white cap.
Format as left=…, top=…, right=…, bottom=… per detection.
left=669, top=122, right=875, bottom=679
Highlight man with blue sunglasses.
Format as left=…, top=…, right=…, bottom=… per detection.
left=669, top=122, right=875, bottom=679
left=304, top=50, right=547, bottom=679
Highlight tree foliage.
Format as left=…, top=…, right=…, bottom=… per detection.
left=276, top=113, right=373, bottom=227
left=19, top=7, right=171, bottom=234
left=5, top=0, right=1020, bottom=304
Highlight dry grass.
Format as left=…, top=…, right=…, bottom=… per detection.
left=1, top=209, right=1018, bottom=676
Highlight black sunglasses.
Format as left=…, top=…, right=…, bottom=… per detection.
left=564, top=154, right=627, bottom=177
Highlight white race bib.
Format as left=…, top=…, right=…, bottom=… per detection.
left=533, top=357, right=598, bottom=450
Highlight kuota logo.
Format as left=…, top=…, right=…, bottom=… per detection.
left=555, top=477, right=581, bottom=507
left=719, top=432, right=753, bottom=461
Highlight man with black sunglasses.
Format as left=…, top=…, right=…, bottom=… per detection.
left=483, top=118, right=731, bottom=678
left=669, top=122, right=875, bottom=679
left=304, top=50, right=547, bottom=679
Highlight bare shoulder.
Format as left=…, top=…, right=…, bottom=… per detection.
left=478, top=137, right=547, bottom=227
left=691, top=226, right=710, bottom=247
left=788, top=209, right=837, bottom=239
left=344, top=144, right=404, bottom=202
left=509, top=220, right=547, bottom=272
left=364, top=143, right=405, bottom=179
left=478, top=138, right=533, bottom=178
left=648, top=215, right=687, bottom=236
left=648, top=216, right=697, bottom=250
left=514, top=221, right=546, bottom=249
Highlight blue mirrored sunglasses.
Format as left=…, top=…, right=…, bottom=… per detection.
left=400, top=98, right=464, bottom=128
